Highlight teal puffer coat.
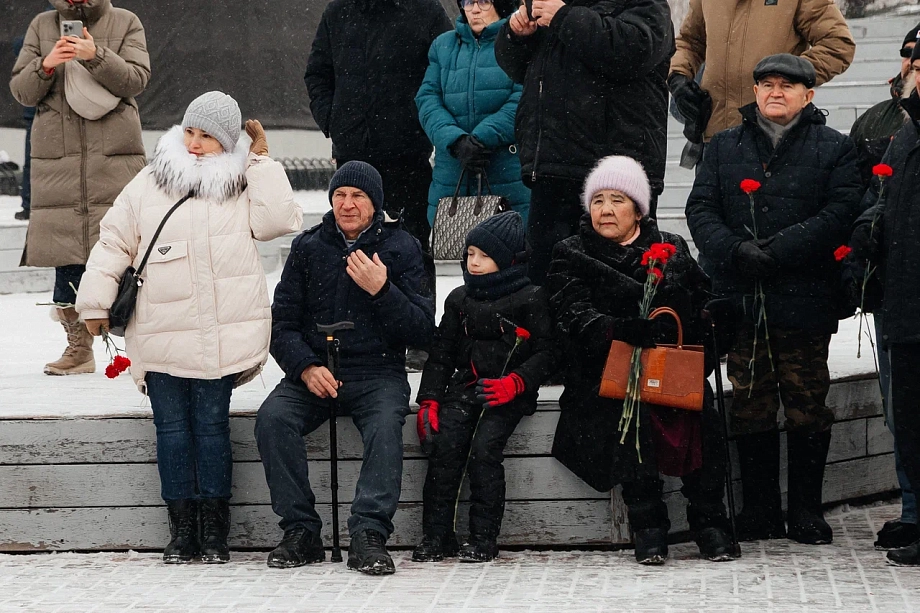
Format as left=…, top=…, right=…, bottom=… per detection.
left=416, top=17, right=530, bottom=226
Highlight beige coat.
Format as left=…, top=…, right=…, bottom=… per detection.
left=670, top=0, right=855, bottom=140
left=76, top=127, right=304, bottom=391
left=10, top=0, right=150, bottom=267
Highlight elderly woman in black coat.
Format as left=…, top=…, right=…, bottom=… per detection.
left=547, top=156, right=733, bottom=565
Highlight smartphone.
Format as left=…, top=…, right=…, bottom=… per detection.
left=60, top=20, right=83, bottom=38
left=524, top=0, right=535, bottom=20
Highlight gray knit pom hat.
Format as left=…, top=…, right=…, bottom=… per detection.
left=181, top=91, right=241, bottom=153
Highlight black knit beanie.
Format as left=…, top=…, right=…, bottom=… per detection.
left=904, top=23, right=920, bottom=51
left=465, top=211, right=526, bottom=270
left=328, top=161, right=384, bottom=211
left=911, top=40, right=920, bottom=65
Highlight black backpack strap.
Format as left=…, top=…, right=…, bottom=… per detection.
left=135, top=193, right=192, bottom=278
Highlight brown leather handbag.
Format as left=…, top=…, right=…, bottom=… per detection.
left=599, top=307, right=705, bottom=411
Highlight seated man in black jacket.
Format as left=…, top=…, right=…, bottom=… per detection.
left=255, top=162, right=435, bottom=575
left=686, top=54, right=863, bottom=547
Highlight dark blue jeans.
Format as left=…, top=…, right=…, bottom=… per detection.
left=146, top=372, right=235, bottom=501
left=255, top=376, right=410, bottom=539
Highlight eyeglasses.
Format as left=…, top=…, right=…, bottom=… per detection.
left=461, top=0, right=493, bottom=9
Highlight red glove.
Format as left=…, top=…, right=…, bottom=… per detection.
left=416, top=400, right=440, bottom=452
left=475, top=373, right=526, bottom=408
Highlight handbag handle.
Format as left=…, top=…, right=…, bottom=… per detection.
left=132, top=193, right=192, bottom=284
left=648, top=306, right=684, bottom=348
left=447, top=169, right=493, bottom=217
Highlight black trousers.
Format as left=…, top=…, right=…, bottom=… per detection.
left=422, top=398, right=524, bottom=540
left=888, top=343, right=920, bottom=498
left=337, top=154, right=433, bottom=252
left=53, top=264, right=85, bottom=305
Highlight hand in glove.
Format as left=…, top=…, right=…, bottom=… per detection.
left=448, top=135, right=490, bottom=173
left=245, top=119, right=269, bottom=156
left=668, top=73, right=708, bottom=125
left=416, top=400, right=440, bottom=453
left=733, top=240, right=778, bottom=277
left=610, top=317, right=663, bottom=349
left=476, top=373, right=526, bottom=409
left=849, top=221, right=882, bottom=261
left=84, top=318, right=109, bottom=336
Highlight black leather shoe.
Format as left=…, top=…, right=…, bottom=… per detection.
left=412, top=532, right=460, bottom=562
left=634, top=528, right=669, bottom=565
left=14, top=208, right=29, bottom=221
left=696, top=526, right=737, bottom=562
left=887, top=540, right=920, bottom=566
left=199, top=499, right=231, bottom=564
left=163, top=499, right=199, bottom=564
left=875, top=520, right=920, bottom=550
left=347, top=529, right=395, bottom=575
left=458, top=537, right=499, bottom=563
left=267, top=527, right=325, bottom=568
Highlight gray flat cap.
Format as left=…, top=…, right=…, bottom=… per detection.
left=753, top=54, right=817, bottom=88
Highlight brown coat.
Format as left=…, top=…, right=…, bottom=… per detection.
left=670, top=0, right=854, bottom=140
left=10, top=0, right=150, bottom=267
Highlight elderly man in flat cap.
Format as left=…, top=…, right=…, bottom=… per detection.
left=685, top=53, right=863, bottom=547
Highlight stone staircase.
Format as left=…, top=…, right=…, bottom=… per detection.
left=1, top=11, right=916, bottom=293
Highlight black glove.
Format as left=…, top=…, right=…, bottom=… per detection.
left=849, top=221, right=881, bottom=261
left=610, top=317, right=674, bottom=349
left=733, top=240, right=778, bottom=277
left=668, top=73, right=708, bottom=126
left=448, top=135, right=489, bottom=173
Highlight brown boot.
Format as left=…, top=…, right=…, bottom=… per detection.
left=44, top=307, right=95, bottom=375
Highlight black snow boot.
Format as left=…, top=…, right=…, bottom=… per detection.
left=458, top=536, right=499, bottom=563
left=683, top=471, right=738, bottom=561
left=735, top=429, right=786, bottom=541
left=163, top=499, right=199, bottom=564
left=875, top=520, right=920, bottom=550
left=348, top=529, right=395, bottom=575
left=199, top=498, right=231, bottom=564
left=634, top=528, right=669, bottom=565
left=412, top=532, right=460, bottom=562
left=787, top=430, right=833, bottom=545
left=887, top=539, right=920, bottom=566
left=267, top=526, right=325, bottom=568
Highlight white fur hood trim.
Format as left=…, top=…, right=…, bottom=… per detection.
left=151, top=125, right=252, bottom=202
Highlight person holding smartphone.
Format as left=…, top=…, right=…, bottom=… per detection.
left=494, top=0, right=674, bottom=285
left=10, top=0, right=150, bottom=376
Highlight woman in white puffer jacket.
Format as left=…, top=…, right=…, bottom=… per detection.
left=75, top=91, right=303, bottom=565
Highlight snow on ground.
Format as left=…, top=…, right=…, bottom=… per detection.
left=1, top=502, right=918, bottom=612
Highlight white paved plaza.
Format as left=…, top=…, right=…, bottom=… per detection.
left=1, top=502, right=918, bottom=612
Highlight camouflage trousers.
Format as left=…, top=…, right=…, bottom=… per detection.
left=726, top=324, right=834, bottom=436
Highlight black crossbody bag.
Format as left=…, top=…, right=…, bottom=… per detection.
left=108, top=193, right=191, bottom=336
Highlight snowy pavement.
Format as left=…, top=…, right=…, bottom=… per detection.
left=1, top=502, right=918, bottom=612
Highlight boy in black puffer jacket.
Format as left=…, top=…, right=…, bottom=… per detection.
left=413, top=212, right=556, bottom=562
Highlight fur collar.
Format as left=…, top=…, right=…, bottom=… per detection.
left=151, top=126, right=250, bottom=202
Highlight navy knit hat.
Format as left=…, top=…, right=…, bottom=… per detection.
left=328, top=161, right=384, bottom=211
left=465, top=211, right=526, bottom=270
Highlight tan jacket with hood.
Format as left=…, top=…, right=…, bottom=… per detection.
left=670, top=0, right=855, bottom=140
left=10, top=0, right=150, bottom=267
left=75, top=126, right=304, bottom=391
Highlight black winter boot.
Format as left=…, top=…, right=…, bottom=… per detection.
left=267, top=526, right=325, bottom=568
left=458, top=536, right=499, bottom=563
left=623, top=480, right=671, bottom=565
left=634, top=528, right=669, bottom=565
left=787, top=431, right=833, bottom=545
left=412, top=532, right=460, bottom=562
left=199, top=499, right=231, bottom=564
left=875, top=520, right=920, bottom=550
left=164, top=499, right=199, bottom=564
left=348, top=529, right=395, bottom=575
left=887, top=540, right=920, bottom=566
left=735, top=429, right=786, bottom=541
left=683, top=471, right=738, bottom=561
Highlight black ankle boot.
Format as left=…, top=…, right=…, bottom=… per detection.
left=875, top=520, right=920, bottom=550
left=199, top=499, right=231, bottom=563
left=787, top=430, right=833, bottom=545
left=887, top=540, right=920, bottom=566
left=267, top=527, right=325, bottom=568
left=458, top=536, right=499, bottom=563
left=164, top=499, right=199, bottom=564
left=736, top=429, right=786, bottom=541
left=412, top=532, right=460, bottom=562
left=634, top=528, right=669, bottom=565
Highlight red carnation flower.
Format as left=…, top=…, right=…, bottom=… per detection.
left=112, top=355, right=131, bottom=372
left=873, top=164, right=893, bottom=178
left=648, top=268, right=664, bottom=284
left=834, top=245, right=853, bottom=262
left=740, top=179, right=762, bottom=194
left=515, top=327, right=531, bottom=341
left=104, top=364, right=120, bottom=379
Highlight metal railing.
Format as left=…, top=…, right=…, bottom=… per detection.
left=279, top=157, right=336, bottom=191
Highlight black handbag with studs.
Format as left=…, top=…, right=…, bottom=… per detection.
left=108, top=193, right=192, bottom=336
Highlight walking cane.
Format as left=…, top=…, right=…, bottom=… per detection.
left=701, top=310, right=743, bottom=558
left=317, top=320, right=355, bottom=564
